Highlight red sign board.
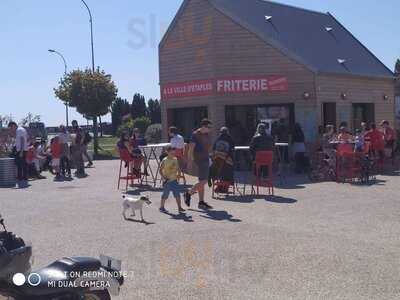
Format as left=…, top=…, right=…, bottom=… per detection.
left=161, top=79, right=214, bottom=100
left=216, top=76, right=288, bottom=94
left=161, top=76, right=288, bottom=100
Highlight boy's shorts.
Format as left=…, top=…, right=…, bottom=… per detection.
left=162, top=180, right=181, bottom=199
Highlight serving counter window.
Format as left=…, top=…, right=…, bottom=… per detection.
left=168, top=107, right=208, bottom=141
left=225, top=104, right=294, bottom=145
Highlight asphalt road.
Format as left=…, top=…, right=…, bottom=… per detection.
left=0, top=161, right=399, bottom=299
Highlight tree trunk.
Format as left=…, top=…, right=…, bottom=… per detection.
left=99, top=116, right=103, bottom=137
left=93, top=116, right=99, bottom=157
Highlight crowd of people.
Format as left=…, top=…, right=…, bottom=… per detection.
left=7, top=120, right=93, bottom=188
left=116, top=118, right=314, bottom=214
left=320, top=120, right=397, bottom=159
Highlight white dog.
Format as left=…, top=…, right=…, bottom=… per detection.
left=122, top=195, right=152, bottom=221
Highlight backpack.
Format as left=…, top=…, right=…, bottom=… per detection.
left=215, top=139, right=230, bottom=154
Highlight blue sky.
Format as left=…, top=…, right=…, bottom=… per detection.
left=1, top=0, right=399, bottom=126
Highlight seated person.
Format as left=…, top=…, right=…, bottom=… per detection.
left=337, top=127, right=353, bottom=143
left=354, top=129, right=365, bottom=152
left=116, top=132, right=132, bottom=153
left=130, top=128, right=146, bottom=176
left=250, top=123, right=274, bottom=177
left=25, top=141, right=46, bottom=179
left=209, top=127, right=235, bottom=192
left=322, top=125, right=336, bottom=151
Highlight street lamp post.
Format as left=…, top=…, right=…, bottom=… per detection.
left=80, top=0, right=102, bottom=141
left=80, top=0, right=95, bottom=73
left=48, top=49, right=69, bottom=127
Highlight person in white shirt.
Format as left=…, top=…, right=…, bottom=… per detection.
left=169, top=127, right=185, bottom=150
left=169, top=126, right=186, bottom=171
left=8, top=121, right=29, bottom=185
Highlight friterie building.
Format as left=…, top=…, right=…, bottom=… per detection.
left=159, top=0, right=395, bottom=144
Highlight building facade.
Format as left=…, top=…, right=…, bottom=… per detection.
left=159, top=0, right=395, bottom=144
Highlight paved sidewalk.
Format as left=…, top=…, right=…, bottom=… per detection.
left=0, top=161, right=399, bottom=299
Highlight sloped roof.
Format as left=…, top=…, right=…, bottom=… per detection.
left=207, top=0, right=394, bottom=78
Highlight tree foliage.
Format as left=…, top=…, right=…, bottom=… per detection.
left=132, top=116, right=151, bottom=134
left=147, top=99, right=161, bottom=124
left=116, top=116, right=151, bottom=137
left=131, top=93, right=147, bottom=119
left=54, top=68, right=117, bottom=119
left=54, top=68, right=118, bottom=154
left=111, top=98, right=131, bottom=134
left=145, top=123, right=162, bottom=144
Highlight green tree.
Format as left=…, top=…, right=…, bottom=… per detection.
left=131, top=93, right=147, bottom=119
left=54, top=68, right=118, bottom=155
left=116, top=116, right=151, bottom=137
left=147, top=99, right=161, bottom=124
left=111, top=98, right=131, bottom=134
left=132, top=116, right=151, bottom=134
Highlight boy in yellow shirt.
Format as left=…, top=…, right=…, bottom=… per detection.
left=159, top=146, right=185, bottom=213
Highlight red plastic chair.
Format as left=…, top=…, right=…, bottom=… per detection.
left=336, top=144, right=361, bottom=183
left=252, top=151, right=274, bottom=196
left=117, top=149, right=142, bottom=190
left=174, top=148, right=187, bottom=184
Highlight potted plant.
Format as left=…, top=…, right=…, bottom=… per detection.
left=0, top=131, right=16, bottom=187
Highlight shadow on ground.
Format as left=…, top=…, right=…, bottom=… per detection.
left=189, top=209, right=241, bottom=222
left=160, top=210, right=194, bottom=222
left=224, top=194, right=297, bottom=204
left=124, top=218, right=155, bottom=226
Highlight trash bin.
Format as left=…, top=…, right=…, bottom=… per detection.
left=0, top=158, right=16, bottom=187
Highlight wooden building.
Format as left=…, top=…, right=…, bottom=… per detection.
left=159, top=0, right=395, bottom=144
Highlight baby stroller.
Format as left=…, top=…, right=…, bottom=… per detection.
left=209, top=152, right=235, bottom=198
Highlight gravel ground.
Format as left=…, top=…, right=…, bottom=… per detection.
left=0, top=160, right=399, bottom=300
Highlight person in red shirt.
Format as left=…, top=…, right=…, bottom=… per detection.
left=364, top=123, right=385, bottom=160
left=381, top=120, right=396, bottom=157
left=50, top=136, right=62, bottom=180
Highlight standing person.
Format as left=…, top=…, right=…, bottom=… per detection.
left=159, top=146, right=185, bottom=213
left=381, top=120, right=396, bottom=158
left=50, top=136, right=62, bottom=181
left=361, top=122, right=369, bottom=135
left=275, top=119, right=290, bottom=163
left=292, top=123, right=308, bottom=173
left=365, top=123, right=385, bottom=160
left=58, top=125, right=71, bottom=178
left=82, top=130, right=93, bottom=167
left=8, top=122, right=29, bottom=187
left=184, top=119, right=213, bottom=210
left=71, top=120, right=87, bottom=178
